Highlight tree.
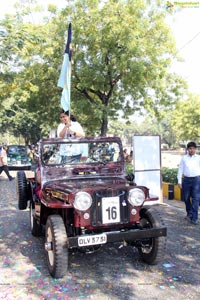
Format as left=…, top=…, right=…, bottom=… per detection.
left=0, top=6, right=62, bottom=142
left=67, top=0, right=186, bottom=135
left=108, top=112, right=179, bottom=149
left=170, top=94, right=200, bottom=143
left=0, top=0, right=187, bottom=141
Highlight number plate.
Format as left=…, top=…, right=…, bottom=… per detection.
left=102, top=196, right=120, bottom=224
left=78, top=234, right=107, bottom=247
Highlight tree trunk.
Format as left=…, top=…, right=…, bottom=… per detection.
left=100, top=112, right=108, bottom=136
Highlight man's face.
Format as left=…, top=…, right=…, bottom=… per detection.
left=188, top=146, right=196, bottom=156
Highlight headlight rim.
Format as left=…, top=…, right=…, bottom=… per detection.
left=128, top=188, right=145, bottom=207
left=74, top=191, right=92, bottom=211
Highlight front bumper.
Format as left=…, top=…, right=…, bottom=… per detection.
left=67, top=227, right=167, bottom=248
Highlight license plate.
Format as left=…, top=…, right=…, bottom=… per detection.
left=78, top=233, right=107, bottom=247
left=102, top=196, right=120, bottom=224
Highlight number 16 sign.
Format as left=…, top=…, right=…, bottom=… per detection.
left=102, top=197, right=120, bottom=224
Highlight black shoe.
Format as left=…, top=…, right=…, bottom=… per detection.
left=184, top=216, right=191, bottom=222
left=9, top=177, right=15, bottom=181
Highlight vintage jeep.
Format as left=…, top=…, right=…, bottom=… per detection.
left=16, top=136, right=167, bottom=278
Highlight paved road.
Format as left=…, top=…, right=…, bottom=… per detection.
left=0, top=171, right=200, bottom=300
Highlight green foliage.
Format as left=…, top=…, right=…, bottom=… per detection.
left=126, top=165, right=178, bottom=185
left=0, top=103, right=41, bottom=145
left=126, top=163, right=134, bottom=174
left=162, top=167, right=178, bottom=185
left=0, top=0, right=187, bottom=142
left=170, top=94, right=200, bottom=142
left=0, top=7, right=61, bottom=142
left=70, top=0, right=186, bottom=135
left=108, top=114, right=178, bottom=148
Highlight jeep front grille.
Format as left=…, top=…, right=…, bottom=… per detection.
left=90, top=189, right=129, bottom=226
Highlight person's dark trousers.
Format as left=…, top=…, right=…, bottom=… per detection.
left=182, top=176, right=200, bottom=221
left=0, top=165, right=13, bottom=180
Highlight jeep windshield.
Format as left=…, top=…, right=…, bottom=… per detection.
left=41, top=140, right=122, bottom=165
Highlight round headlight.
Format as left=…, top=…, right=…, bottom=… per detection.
left=74, top=191, right=92, bottom=211
left=128, top=188, right=145, bottom=206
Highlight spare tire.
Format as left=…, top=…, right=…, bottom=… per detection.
left=17, top=171, right=28, bottom=210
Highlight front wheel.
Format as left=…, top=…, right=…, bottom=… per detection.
left=137, top=206, right=166, bottom=265
left=45, top=215, right=68, bottom=278
left=16, top=171, right=28, bottom=210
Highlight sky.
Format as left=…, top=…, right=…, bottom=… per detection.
left=0, top=0, right=67, bottom=17
left=166, top=5, right=200, bottom=94
left=0, top=0, right=200, bottom=94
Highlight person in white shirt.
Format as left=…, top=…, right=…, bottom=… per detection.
left=0, top=145, right=14, bottom=181
left=177, top=141, right=200, bottom=225
left=57, top=110, right=85, bottom=163
left=57, top=110, right=85, bottom=139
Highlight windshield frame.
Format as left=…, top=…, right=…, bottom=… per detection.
left=40, top=138, right=123, bottom=166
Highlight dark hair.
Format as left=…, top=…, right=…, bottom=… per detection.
left=187, top=141, right=197, bottom=149
left=60, top=110, right=77, bottom=122
left=60, top=109, right=68, bottom=115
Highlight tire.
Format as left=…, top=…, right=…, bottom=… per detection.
left=138, top=206, right=166, bottom=265
left=16, top=171, right=28, bottom=210
left=45, top=215, right=68, bottom=278
left=30, top=201, right=42, bottom=237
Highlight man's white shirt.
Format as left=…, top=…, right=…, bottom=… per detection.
left=177, top=153, right=200, bottom=184
left=57, top=121, right=84, bottom=138
left=57, top=121, right=85, bottom=157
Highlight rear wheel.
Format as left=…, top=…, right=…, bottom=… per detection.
left=45, top=215, right=68, bottom=278
left=138, top=206, right=166, bottom=265
left=30, top=201, right=42, bottom=236
left=16, top=171, right=28, bottom=210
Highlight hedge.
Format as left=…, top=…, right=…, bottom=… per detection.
left=126, top=165, right=178, bottom=185
left=162, top=167, right=178, bottom=185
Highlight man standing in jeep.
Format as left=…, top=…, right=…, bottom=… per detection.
left=57, top=110, right=85, bottom=138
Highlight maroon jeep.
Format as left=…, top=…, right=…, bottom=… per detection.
left=16, top=136, right=167, bottom=278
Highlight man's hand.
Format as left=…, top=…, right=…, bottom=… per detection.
left=178, top=184, right=182, bottom=189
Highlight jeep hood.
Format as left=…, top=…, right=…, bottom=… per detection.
left=43, top=176, right=127, bottom=194
left=41, top=162, right=125, bottom=187
left=41, top=163, right=126, bottom=192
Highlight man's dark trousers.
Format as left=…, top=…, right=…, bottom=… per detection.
left=0, top=165, right=12, bottom=180
left=182, top=176, right=200, bottom=221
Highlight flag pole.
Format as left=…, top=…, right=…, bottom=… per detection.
left=57, top=23, right=72, bottom=116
